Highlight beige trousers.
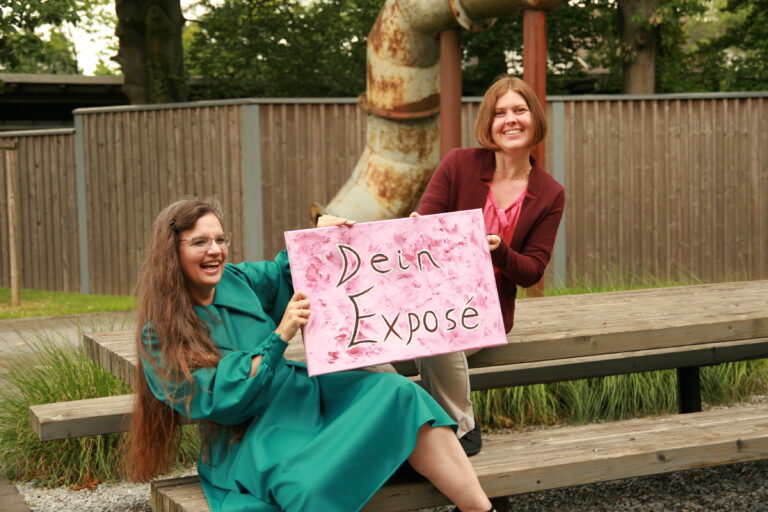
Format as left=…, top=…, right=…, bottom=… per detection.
left=415, top=349, right=480, bottom=438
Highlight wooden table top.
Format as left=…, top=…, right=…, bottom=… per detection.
left=83, top=280, right=768, bottom=386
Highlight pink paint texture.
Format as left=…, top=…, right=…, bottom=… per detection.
left=284, top=210, right=507, bottom=376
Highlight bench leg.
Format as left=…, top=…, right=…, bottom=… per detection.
left=490, top=495, right=510, bottom=512
left=676, top=366, right=702, bottom=414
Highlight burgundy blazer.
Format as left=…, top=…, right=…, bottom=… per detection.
left=417, top=147, right=565, bottom=332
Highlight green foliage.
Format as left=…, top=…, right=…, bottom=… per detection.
left=540, top=269, right=704, bottom=297
left=182, top=0, right=766, bottom=97
left=0, top=337, right=199, bottom=486
left=0, top=0, right=114, bottom=73
left=0, top=27, right=79, bottom=73
left=1, top=0, right=78, bottom=72
left=709, top=0, right=768, bottom=90
left=0, top=287, right=136, bottom=320
left=185, top=0, right=380, bottom=98
left=461, top=0, right=619, bottom=95
left=1, top=0, right=75, bottom=73
left=702, top=360, right=768, bottom=404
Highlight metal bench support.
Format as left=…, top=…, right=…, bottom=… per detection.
left=677, top=366, right=702, bottom=413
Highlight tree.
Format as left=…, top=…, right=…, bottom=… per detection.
left=0, top=0, right=84, bottom=73
left=114, top=0, right=188, bottom=104
left=181, top=0, right=758, bottom=98
left=712, top=0, right=768, bottom=90
left=618, top=0, right=659, bottom=93
left=461, top=0, right=618, bottom=95
left=185, top=0, right=380, bottom=98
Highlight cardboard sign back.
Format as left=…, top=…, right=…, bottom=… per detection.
left=284, top=210, right=507, bottom=376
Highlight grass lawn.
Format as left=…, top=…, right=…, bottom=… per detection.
left=0, top=288, right=136, bottom=320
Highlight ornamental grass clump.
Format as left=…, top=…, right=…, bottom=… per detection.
left=0, top=336, right=198, bottom=486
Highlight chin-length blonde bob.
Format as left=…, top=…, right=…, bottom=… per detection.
left=475, top=75, right=547, bottom=151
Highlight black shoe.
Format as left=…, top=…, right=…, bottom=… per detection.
left=459, top=426, right=482, bottom=456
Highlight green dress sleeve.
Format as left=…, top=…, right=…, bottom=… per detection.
left=228, top=250, right=293, bottom=327
left=141, top=325, right=288, bottom=426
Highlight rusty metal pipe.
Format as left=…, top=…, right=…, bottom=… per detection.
left=523, top=9, right=548, bottom=169
left=440, top=28, right=462, bottom=158
left=321, top=0, right=559, bottom=222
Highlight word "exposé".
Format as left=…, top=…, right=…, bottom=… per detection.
left=333, top=244, right=481, bottom=348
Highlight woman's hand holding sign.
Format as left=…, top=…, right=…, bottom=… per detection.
left=317, top=215, right=356, bottom=228
left=487, top=234, right=502, bottom=251
left=412, top=212, right=502, bottom=252
left=276, top=291, right=311, bottom=341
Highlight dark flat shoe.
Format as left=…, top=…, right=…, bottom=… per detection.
left=459, top=426, right=482, bottom=456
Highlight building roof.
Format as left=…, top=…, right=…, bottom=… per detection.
left=0, top=73, right=129, bottom=131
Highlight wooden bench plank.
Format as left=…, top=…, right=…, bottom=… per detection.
left=83, top=327, right=768, bottom=391
left=150, top=406, right=768, bottom=512
left=29, top=395, right=134, bottom=441
left=469, top=336, right=768, bottom=389
left=29, top=394, right=200, bottom=441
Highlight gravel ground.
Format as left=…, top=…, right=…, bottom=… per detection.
left=17, top=397, right=768, bottom=512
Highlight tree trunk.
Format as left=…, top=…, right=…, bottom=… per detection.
left=114, top=0, right=188, bottom=104
left=618, top=0, right=659, bottom=94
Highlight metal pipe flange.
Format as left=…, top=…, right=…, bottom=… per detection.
left=448, top=0, right=496, bottom=32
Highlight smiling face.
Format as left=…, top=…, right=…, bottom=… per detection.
left=178, top=212, right=228, bottom=305
left=490, top=89, right=534, bottom=154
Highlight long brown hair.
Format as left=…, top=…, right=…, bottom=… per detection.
left=127, top=196, right=224, bottom=482
left=475, top=74, right=548, bottom=151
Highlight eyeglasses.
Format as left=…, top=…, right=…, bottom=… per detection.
left=179, top=233, right=232, bottom=251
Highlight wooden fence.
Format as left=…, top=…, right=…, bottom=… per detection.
left=0, top=129, right=80, bottom=292
left=563, top=96, right=768, bottom=283
left=0, top=93, right=766, bottom=295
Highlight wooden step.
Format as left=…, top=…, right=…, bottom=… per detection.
left=151, top=406, right=768, bottom=512
left=29, top=394, right=134, bottom=441
left=29, top=394, right=196, bottom=441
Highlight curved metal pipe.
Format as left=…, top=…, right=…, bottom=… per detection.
left=318, top=0, right=558, bottom=222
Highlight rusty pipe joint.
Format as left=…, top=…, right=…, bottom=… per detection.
left=322, top=0, right=563, bottom=223
left=448, top=0, right=496, bottom=33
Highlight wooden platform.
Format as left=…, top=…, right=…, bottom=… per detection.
left=150, top=406, right=768, bottom=512
left=27, top=280, right=768, bottom=511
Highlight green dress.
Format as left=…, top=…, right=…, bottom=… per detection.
left=142, top=251, right=456, bottom=512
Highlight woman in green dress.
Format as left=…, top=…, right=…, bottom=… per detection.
left=127, top=196, right=495, bottom=512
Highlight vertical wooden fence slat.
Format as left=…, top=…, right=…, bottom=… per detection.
left=2, top=141, right=20, bottom=305
left=0, top=142, right=7, bottom=288
left=25, top=137, right=38, bottom=289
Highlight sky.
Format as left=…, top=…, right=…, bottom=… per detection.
left=70, top=19, right=115, bottom=75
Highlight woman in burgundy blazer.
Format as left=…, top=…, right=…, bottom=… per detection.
left=415, top=75, right=565, bottom=456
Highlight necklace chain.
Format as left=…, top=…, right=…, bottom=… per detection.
left=496, top=167, right=531, bottom=181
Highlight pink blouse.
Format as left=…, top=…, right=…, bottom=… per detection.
left=482, top=186, right=527, bottom=250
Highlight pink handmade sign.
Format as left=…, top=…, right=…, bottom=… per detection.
left=284, top=209, right=507, bottom=376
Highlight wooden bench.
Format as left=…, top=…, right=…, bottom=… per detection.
left=30, top=280, right=768, bottom=511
